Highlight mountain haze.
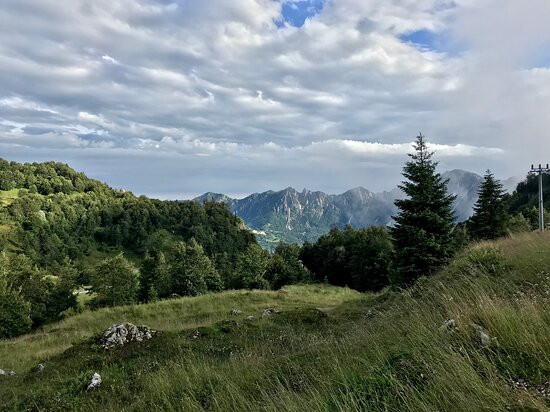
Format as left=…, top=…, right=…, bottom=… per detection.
left=195, top=170, right=521, bottom=248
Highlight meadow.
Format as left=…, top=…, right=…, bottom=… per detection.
left=1, top=232, right=549, bottom=411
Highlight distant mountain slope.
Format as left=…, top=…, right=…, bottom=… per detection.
left=195, top=170, right=519, bottom=248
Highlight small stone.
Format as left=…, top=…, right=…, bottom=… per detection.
left=36, top=363, right=45, bottom=373
left=262, top=308, right=280, bottom=318
left=229, top=309, right=242, bottom=316
left=0, top=369, right=5, bottom=376
left=365, top=309, right=381, bottom=318
left=439, top=319, right=457, bottom=331
left=245, top=315, right=254, bottom=322
left=471, top=323, right=492, bottom=347
left=87, top=372, right=102, bottom=390
left=191, top=330, right=201, bottom=339
left=8, top=370, right=16, bottom=376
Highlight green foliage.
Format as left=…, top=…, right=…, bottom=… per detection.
left=468, top=170, right=509, bottom=240
left=90, top=253, right=139, bottom=308
left=506, top=213, right=532, bottom=234
left=140, top=251, right=171, bottom=301
left=0, top=289, right=32, bottom=338
left=234, top=243, right=271, bottom=290
left=391, top=134, right=456, bottom=287
left=266, top=243, right=310, bottom=289
left=0, top=158, right=256, bottom=270
left=170, top=240, right=222, bottom=296
left=0, top=253, right=77, bottom=327
left=508, top=173, right=550, bottom=216
left=300, top=226, right=394, bottom=291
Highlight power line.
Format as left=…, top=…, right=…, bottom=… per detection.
left=528, top=164, right=550, bottom=231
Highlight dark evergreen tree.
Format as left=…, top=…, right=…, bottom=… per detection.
left=468, top=170, right=509, bottom=240
left=391, top=133, right=456, bottom=287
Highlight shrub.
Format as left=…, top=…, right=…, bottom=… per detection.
left=0, top=290, right=32, bottom=338
left=90, top=253, right=139, bottom=307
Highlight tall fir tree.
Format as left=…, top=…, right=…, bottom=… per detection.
left=468, top=170, right=508, bottom=240
left=391, top=134, right=456, bottom=287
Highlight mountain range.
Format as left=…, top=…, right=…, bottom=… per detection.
left=194, top=170, right=522, bottom=249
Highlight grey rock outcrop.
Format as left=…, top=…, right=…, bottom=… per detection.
left=87, top=372, right=102, bottom=390
left=100, top=323, right=155, bottom=350
left=262, top=308, right=280, bottom=318
left=439, top=319, right=457, bottom=331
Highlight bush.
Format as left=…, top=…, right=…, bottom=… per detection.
left=0, top=290, right=32, bottom=338
left=170, top=239, right=222, bottom=296
left=90, top=253, right=139, bottom=307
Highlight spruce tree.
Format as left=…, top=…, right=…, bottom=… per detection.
left=468, top=170, right=508, bottom=240
left=391, top=134, right=456, bottom=286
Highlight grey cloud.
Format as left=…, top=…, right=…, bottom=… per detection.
left=0, top=0, right=547, bottom=197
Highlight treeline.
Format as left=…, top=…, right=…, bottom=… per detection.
left=300, top=135, right=541, bottom=291
left=0, top=143, right=543, bottom=339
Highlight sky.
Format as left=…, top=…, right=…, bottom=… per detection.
left=0, top=0, right=549, bottom=199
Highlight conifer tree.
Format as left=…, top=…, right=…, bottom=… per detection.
left=391, top=133, right=456, bottom=286
left=468, top=170, right=508, bottom=240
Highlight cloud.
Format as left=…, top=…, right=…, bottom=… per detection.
left=0, top=0, right=548, bottom=197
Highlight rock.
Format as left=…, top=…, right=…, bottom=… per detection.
left=471, top=323, right=492, bottom=346
left=1, top=369, right=16, bottom=376
left=439, top=319, right=457, bottom=331
left=262, top=308, right=280, bottom=318
left=8, top=370, right=16, bottom=376
left=36, top=363, right=45, bottom=373
left=245, top=315, right=254, bottom=322
left=100, top=323, right=155, bottom=350
left=191, top=330, right=201, bottom=339
left=169, top=293, right=180, bottom=299
left=87, top=372, right=102, bottom=390
left=229, top=309, right=242, bottom=316
left=365, top=308, right=381, bottom=318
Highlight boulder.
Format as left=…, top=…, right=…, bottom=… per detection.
left=0, top=369, right=16, bottom=376
left=262, top=308, right=280, bottom=318
left=191, top=330, right=201, bottom=339
left=245, top=315, right=254, bottom=322
left=36, top=363, right=45, bottom=373
left=229, top=309, right=242, bottom=316
left=100, top=323, right=155, bottom=350
left=87, top=372, right=102, bottom=390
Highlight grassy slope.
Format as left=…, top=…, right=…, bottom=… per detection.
left=1, top=233, right=550, bottom=411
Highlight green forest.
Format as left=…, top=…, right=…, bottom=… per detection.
left=0, top=136, right=547, bottom=339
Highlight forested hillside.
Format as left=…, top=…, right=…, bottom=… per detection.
left=0, top=158, right=255, bottom=267
left=0, top=159, right=263, bottom=337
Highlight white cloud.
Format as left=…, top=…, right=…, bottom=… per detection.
left=0, top=0, right=548, bottom=197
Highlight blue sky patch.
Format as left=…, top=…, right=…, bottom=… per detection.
left=277, top=0, right=325, bottom=28
left=400, top=29, right=464, bottom=56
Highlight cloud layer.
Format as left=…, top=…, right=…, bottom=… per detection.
left=0, top=0, right=549, bottom=197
